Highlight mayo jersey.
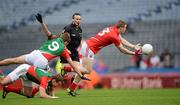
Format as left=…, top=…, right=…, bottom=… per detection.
left=86, top=26, right=121, bottom=54
left=39, top=37, right=70, bottom=61
left=39, top=37, right=64, bottom=55
left=26, top=66, right=52, bottom=89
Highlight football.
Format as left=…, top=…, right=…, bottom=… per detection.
left=142, top=44, right=153, bottom=54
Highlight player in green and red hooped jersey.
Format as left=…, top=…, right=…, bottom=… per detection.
left=0, top=64, right=63, bottom=99
left=0, top=14, right=90, bottom=81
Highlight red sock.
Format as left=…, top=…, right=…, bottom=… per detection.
left=4, top=86, right=22, bottom=94
left=64, top=65, right=72, bottom=72
left=31, top=87, right=39, bottom=97
left=69, top=83, right=77, bottom=91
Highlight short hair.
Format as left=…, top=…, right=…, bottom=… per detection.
left=116, top=20, right=127, bottom=28
left=60, top=32, right=71, bottom=43
left=72, top=12, right=81, bottom=19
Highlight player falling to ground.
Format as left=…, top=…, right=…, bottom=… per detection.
left=0, top=13, right=90, bottom=81
left=65, top=20, right=142, bottom=96
left=0, top=64, right=63, bottom=99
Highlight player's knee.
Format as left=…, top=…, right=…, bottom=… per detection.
left=0, top=80, right=6, bottom=86
left=85, top=69, right=92, bottom=74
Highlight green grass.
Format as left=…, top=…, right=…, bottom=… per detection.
left=0, top=89, right=180, bottom=105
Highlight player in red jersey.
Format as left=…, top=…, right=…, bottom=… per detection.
left=66, top=20, right=142, bottom=96
left=0, top=64, right=62, bottom=99
left=81, top=20, right=141, bottom=72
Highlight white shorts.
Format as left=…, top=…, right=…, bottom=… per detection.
left=79, top=42, right=95, bottom=59
left=8, top=64, right=30, bottom=82
left=24, top=50, right=48, bottom=69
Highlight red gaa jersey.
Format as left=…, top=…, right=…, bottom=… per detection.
left=86, top=26, right=121, bottom=54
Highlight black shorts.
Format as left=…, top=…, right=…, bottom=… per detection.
left=60, top=53, right=79, bottom=63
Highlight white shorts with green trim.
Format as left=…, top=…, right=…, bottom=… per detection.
left=24, top=50, right=48, bottom=69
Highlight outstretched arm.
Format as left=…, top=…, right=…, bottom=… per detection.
left=116, top=44, right=141, bottom=55
left=35, top=13, right=52, bottom=39
left=120, top=36, right=141, bottom=50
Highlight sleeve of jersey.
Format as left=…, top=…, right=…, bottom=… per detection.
left=60, top=47, right=70, bottom=59
left=40, top=77, right=49, bottom=89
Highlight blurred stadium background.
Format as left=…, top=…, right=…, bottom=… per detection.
left=0, top=0, right=180, bottom=89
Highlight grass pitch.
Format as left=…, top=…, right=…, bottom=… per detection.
left=0, top=89, right=180, bottom=105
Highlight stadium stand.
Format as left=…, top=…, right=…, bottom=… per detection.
left=44, top=0, right=180, bottom=24
left=0, top=0, right=83, bottom=32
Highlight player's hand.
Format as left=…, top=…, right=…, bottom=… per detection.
left=35, top=13, right=43, bottom=23
left=134, top=43, right=142, bottom=50
left=81, top=75, right=91, bottom=81
left=134, top=49, right=142, bottom=55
